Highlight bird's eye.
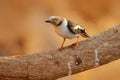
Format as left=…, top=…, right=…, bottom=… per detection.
left=54, top=18, right=58, bottom=22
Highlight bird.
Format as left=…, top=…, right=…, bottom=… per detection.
left=45, top=16, right=90, bottom=50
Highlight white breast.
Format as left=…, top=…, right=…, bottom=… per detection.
left=54, top=18, right=80, bottom=39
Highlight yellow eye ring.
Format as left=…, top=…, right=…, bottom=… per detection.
left=54, top=18, right=58, bottom=22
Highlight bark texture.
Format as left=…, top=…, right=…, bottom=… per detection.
left=0, top=25, right=120, bottom=80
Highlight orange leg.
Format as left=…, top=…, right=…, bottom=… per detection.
left=73, top=36, right=79, bottom=48
left=60, top=38, right=66, bottom=49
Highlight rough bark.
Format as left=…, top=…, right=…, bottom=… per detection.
left=0, top=25, right=120, bottom=80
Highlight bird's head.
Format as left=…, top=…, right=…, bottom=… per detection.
left=45, top=16, right=63, bottom=26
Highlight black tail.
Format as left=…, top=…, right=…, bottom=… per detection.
left=80, top=31, right=90, bottom=38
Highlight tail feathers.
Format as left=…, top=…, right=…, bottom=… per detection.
left=80, top=32, right=90, bottom=38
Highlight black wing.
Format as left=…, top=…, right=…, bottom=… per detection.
left=67, top=20, right=77, bottom=34
left=67, top=20, right=90, bottom=38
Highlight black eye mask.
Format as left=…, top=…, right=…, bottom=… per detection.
left=56, top=21, right=63, bottom=26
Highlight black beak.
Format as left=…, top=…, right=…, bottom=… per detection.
left=45, top=20, right=52, bottom=23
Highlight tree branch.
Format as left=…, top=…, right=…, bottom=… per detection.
left=0, top=25, right=120, bottom=80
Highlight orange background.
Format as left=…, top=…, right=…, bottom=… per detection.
left=0, top=0, right=120, bottom=80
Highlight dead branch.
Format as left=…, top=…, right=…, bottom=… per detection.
left=0, top=25, right=120, bottom=80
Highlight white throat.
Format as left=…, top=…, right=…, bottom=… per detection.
left=54, top=18, right=79, bottom=39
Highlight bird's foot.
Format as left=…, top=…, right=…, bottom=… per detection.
left=58, top=47, right=64, bottom=51
left=72, top=43, right=78, bottom=49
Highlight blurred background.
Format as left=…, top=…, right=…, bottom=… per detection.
left=0, top=0, right=120, bottom=80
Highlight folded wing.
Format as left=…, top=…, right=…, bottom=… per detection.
left=67, top=20, right=90, bottom=38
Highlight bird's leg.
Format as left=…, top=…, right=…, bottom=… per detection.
left=72, top=36, right=79, bottom=48
left=60, top=38, right=66, bottom=50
